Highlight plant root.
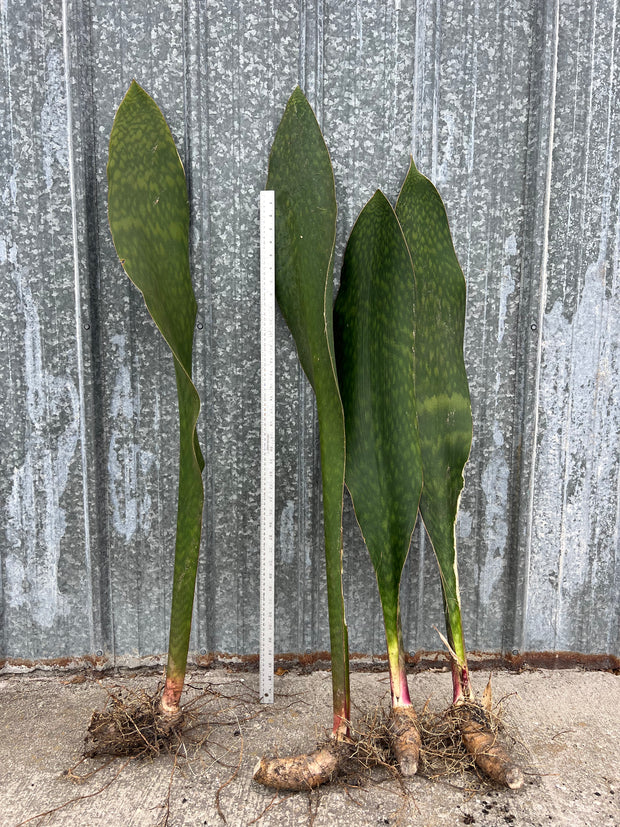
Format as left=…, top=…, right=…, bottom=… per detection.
left=14, top=677, right=262, bottom=827
left=417, top=704, right=475, bottom=782
left=456, top=702, right=524, bottom=790
left=253, top=738, right=353, bottom=791
left=416, top=697, right=525, bottom=790
left=346, top=708, right=394, bottom=772
left=388, top=706, right=421, bottom=776
left=85, top=685, right=185, bottom=759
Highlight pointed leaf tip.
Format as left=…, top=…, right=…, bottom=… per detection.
left=369, top=189, right=390, bottom=207
left=285, top=85, right=313, bottom=119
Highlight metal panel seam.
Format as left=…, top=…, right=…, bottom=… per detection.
left=62, top=0, right=95, bottom=652
left=520, top=0, right=560, bottom=651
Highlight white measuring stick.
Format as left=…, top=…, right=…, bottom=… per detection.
left=259, top=190, right=276, bottom=704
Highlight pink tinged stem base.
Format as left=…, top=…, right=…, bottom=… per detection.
left=332, top=693, right=350, bottom=738
left=332, top=713, right=347, bottom=737
left=386, top=628, right=412, bottom=708
left=451, top=658, right=472, bottom=705
left=390, top=667, right=412, bottom=708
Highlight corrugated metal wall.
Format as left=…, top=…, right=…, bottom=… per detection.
left=1, top=0, right=618, bottom=663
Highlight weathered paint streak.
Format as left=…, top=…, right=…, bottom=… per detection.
left=528, top=210, right=620, bottom=651
left=479, top=425, right=510, bottom=611
left=5, top=267, right=79, bottom=629
left=40, top=49, right=69, bottom=191
left=107, top=334, right=157, bottom=543
left=279, top=500, right=296, bottom=566
left=498, top=233, right=518, bottom=344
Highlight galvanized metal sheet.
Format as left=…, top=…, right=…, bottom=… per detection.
left=1, top=0, right=618, bottom=662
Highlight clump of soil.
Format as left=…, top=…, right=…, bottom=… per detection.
left=85, top=685, right=184, bottom=758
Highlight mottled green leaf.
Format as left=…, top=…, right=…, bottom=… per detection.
left=107, top=81, right=204, bottom=695
left=334, top=191, right=422, bottom=703
left=267, top=87, right=349, bottom=728
left=395, top=159, right=473, bottom=667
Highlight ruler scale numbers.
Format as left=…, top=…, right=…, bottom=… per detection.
left=259, top=190, right=276, bottom=704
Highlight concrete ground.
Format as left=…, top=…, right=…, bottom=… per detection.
left=0, top=667, right=617, bottom=826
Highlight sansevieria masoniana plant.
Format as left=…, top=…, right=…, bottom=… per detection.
left=336, top=160, right=523, bottom=788
left=333, top=189, right=423, bottom=774
left=107, top=81, right=205, bottom=717
left=253, top=87, right=353, bottom=791
left=395, top=160, right=523, bottom=788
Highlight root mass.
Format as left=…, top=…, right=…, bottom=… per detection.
left=85, top=687, right=184, bottom=759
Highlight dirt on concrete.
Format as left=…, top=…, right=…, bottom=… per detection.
left=0, top=667, right=617, bottom=826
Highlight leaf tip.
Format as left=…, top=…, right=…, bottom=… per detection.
left=125, top=78, right=144, bottom=99
left=288, top=85, right=311, bottom=113
left=123, top=79, right=154, bottom=110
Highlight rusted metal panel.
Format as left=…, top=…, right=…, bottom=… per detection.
left=0, top=0, right=618, bottom=662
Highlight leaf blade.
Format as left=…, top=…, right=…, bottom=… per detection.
left=395, top=159, right=472, bottom=667
left=334, top=191, right=422, bottom=700
left=267, top=87, right=349, bottom=728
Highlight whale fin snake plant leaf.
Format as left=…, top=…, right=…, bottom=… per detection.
left=108, top=81, right=205, bottom=715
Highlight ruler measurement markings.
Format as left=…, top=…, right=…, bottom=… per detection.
left=259, top=190, right=275, bottom=704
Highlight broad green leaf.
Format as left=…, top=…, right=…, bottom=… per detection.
left=334, top=191, right=423, bottom=704
left=267, top=87, right=349, bottom=729
left=107, top=81, right=204, bottom=698
left=395, top=159, right=472, bottom=667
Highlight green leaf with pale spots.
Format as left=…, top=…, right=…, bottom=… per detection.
left=334, top=191, right=423, bottom=704
left=107, top=81, right=204, bottom=696
left=267, top=87, right=349, bottom=729
left=395, top=159, right=473, bottom=667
